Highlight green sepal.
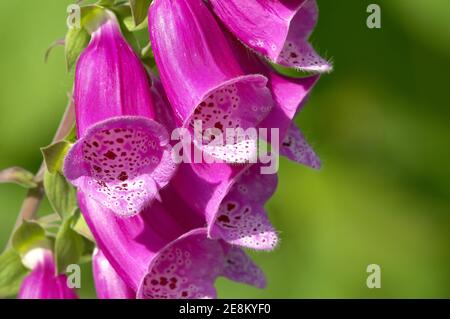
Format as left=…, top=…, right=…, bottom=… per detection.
left=65, top=5, right=111, bottom=71
left=65, top=26, right=90, bottom=71
left=41, top=141, right=72, bottom=174
left=11, top=220, right=48, bottom=256
left=43, top=171, right=77, bottom=220
left=111, top=4, right=142, bottom=53
left=0, top=249, right=29, bottom=298
left=123, top=15, right=148, bottom=31
left=72, top=213, right=95, bottom=242
left=65, top=125, right=78, bottom=143
left=129, top=0, right=151, bottom=26
left=54, top=212, right=85, bottom=274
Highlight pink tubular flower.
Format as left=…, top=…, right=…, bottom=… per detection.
left=93, top=248, right=135, bottom=299
left=172, top=163, right=279, bottom=251
left=208, top=163, right=278, bottom=250
left=78, top=191, right=265, bottom=299
left=149, top=0, right=274, bottom=163
left=64, top=17, right=176, bottom=217
left=208, top=0, right=332, bottom=72
left=18, top=249, right=78, bottom=299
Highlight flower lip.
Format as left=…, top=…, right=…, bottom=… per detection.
left=188, top=74, right=271, bottom=129
left=64, top=115, right=177, bottom=217
left=136, top=228, right=210, bottom=299
left=168, top=161, right=279, bottom=251
left=137, top=228, right=266, bottom=299
left=207, top=163, right=279, bottom=251
left=188, top=74, right=272, bottom=164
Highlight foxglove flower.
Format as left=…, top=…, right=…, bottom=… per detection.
left=209, top=163, right=278, bottom=249
left=172, top=162, right=279, bottom=251
left=149, top=0, right=274, bottom=163
left=209, top=0, right=331, bottom=72
left=93, top=248, right=135, bottom=299
left=78, top=191, right=265, bottom=298
left=18, top=248, right=78, bottom=299
left=64, top=17, right=176, bottom=217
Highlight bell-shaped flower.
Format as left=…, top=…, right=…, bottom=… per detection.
left=208, top=163, right=278, bottom=250
left=78, top=191, right=265, bottom=299
left=93, top=248, right=135, bottom=299
left=149, top=0, right=274, bottom=163
left=209, top=0, right=331, bottom=72
left=64, top=16, right=176, bottom=217
left=18, top=248, right=78, bottom=299
left=172, top=162, right=279, bottom=251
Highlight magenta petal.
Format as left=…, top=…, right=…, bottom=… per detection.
left=149, top=0, right=273, bottom=162
left=280, top=122, right=321, bottom=169
left=18, top=249, right=78, bottom=299
left=92, top=248, right=135, bottom=299
left=209, top=0, right=331, bottom=72
left=77, top=191, right=174, bottom=290
left=137, top=229, right=265, bottom=299
left=137, top=229, right=222, bottom=299
left=222, top=246, right=266, bottom=289
left=262, top=73, right=319, bottom=138
left=65, top=116, right=176, bottom=216
left=209, top=164, right=279, bottom=250
left=150, top=74, right=177, bottom=133
left=75, top=18, right=155, bottom=136
left=258, top=71, right=321, bottom=168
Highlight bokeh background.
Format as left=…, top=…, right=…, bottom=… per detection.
left=1, top=0, right=449, bottom=298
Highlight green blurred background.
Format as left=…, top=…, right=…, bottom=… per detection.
left=1, top=0, right=449, bottom=298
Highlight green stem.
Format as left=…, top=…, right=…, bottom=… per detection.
left=4, top=99, right=75, bottom=251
